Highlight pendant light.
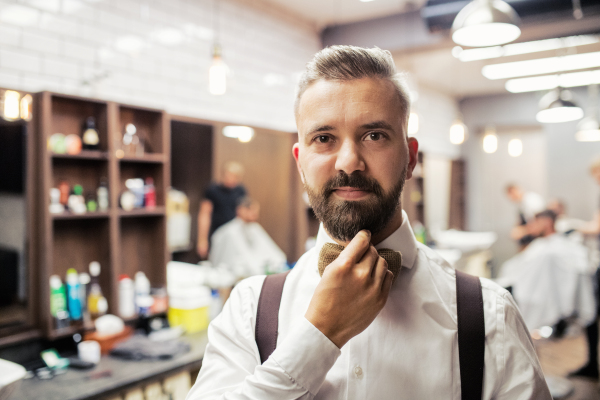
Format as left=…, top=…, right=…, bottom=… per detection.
left=576, top=84, right=600, bottom=142
left=536, top=88, right=584, bottom=123
left=482, top=126, right=498, bottom=153
left=449, top=119, right=468, bottom=144
left=452, top=0, right=521, bottom=47
left=209, top=0, right=227, bottom=95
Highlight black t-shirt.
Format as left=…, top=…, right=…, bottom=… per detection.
left=205, top=183, right=247, bottom=235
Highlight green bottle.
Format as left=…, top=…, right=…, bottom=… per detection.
left=50, top=275, right=67, bottom=317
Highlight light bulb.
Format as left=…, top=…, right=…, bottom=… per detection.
left=2, top=90, right=20, bottom=121
left=508, top=138, right=522, bottom=157
left=209, top=55, right=227, bottom=95
left=483, top=133, right=498, bottom=153
left=449, top=121, right=467, bottom=144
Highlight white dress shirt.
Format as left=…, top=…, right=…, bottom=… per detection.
left=188, top=211, right=551, bottom=400
left=209, top=218, right=288, bottom=278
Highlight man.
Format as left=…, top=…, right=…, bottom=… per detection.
left=497, top=210, right=595, bottom=332
left=209, top=197, right=287, bottom=279
left=505, top=184, right=545, bottom=249
left=197, top=161, right=247, bottom=259
left=187, top=46, right=550, bottom=399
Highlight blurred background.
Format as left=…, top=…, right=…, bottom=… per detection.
left=2, top=0, right=600, bottom=399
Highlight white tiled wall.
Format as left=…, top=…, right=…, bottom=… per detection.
left=0, top=0, right=321, bottom=132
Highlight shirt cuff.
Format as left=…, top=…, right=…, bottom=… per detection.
left=270, top=317, right=341, bottom=395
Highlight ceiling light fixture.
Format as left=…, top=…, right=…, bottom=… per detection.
left=209, top=0, right=227, bottom=95
left=453, top=35, right=599, bottom=62
left=482, top=127, right=498, bottom=153
left=449, top=119, right=468, bottom=144
left=576, top=84, right=600, bottom=142
left=452, top=0, right=521, bottom=48
left=222, top=126, right=255, bottom=143
left=505, top=69, right=600, bottom=93
left=508, top=138, right=522, bottom=157
left=483, top=51, right=600, bottom=80
left=536, top=89, right=584, bottom=123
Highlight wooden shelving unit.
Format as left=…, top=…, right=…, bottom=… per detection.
left=37, top=92, right=170, bottom=338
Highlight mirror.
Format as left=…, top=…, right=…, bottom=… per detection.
left=0, top=119, right=30, bottom=333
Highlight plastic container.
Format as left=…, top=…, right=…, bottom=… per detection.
left=118, top=275, right=135, bottom=318
left=66, top=269, right=82, bottom=320
left=168, top=286, right=211, bottom=333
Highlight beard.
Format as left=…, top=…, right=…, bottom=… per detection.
left=304, top=166, right=407, bottom=242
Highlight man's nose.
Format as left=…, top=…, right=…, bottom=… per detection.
left=334, top=140, right=365, bottom=175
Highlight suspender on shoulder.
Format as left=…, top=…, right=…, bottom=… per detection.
left=255, top=269, right=485, bottom=400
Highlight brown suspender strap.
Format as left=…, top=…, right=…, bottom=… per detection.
left=255, top=269, right=485, bottom=400
left=456, top=269, right=485, bottom=400
left=256, top=271, right=290, bottom=364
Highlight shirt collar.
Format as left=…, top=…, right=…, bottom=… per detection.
left=314, top=210, right=418, bottom=269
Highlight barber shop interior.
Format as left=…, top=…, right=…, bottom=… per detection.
left=3, top=0, right=600, bottom=399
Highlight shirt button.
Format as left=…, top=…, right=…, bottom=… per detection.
left=354, top=366, right=363, bottom=377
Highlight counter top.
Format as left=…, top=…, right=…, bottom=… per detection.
left=11, top=332, right=208, bottom=400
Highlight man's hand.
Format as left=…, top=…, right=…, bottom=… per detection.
left=305, top=230, right=393, bottom=348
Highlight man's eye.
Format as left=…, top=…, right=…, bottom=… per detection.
left=367, top=132, right=382, bottom=141
left=316, top=135, right=330, bottom=143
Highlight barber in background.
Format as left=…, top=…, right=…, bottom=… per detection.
left=197, top=161, right=247, bottom=259
left=209, top=197, right=287, bottom=279
left=572, top=157, right=600, bottom=379
left=505, top=183, right=545, bottom=249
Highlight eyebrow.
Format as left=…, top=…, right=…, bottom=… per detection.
left=307, top=124, right=336, bottom=135
left=361, top=120, right=395, bottom=131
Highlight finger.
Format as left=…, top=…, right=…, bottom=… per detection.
left=340, top=230, right=372, bottom=264
left=381, top=270, right=393, bottom=295
left=372, top=256, right=388, bottom=281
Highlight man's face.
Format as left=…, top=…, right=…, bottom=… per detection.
left=293, top=77, right=418, bottom=242
left=592, top=167, right=600, bottom=186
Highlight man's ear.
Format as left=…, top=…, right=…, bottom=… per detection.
left=405, top=137, right=419, bottom=180
left=292, top=142, right=305, bottom=184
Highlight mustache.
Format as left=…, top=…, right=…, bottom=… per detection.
left=322, top=172, right=384, bottom=198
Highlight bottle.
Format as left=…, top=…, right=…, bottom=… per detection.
left=66, top=269, right=82, bottom=320
left=135, top=271, right=152, bottom=315
left=86, top=194, right=97, bottom=212
left=122, top=123, right=138, bottom=156
left=119, top=275, right=136, bottom=318
left=82, top=117, right=100, bottom=150
left=50, top=275, right=67, bottom=319
left=97, top=179, right=109, bottom=211
left=144, top=177, right=156, bottom=209
left=210, top=289, right=223, bottom=321
left=58, top=180, right=70, bottom=207
left=88, top=262, right=105, bottom=318
left=68, top=184, right=86, bottom=214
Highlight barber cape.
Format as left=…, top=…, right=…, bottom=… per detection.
left=497, top=233, right=596, bottom=330
left=209, top=217, right=287, bottom=278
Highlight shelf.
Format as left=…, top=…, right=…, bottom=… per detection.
left=52, top=211, right=110, bottom=220
left=51, top=150, right=108, bottom=160
left=119, top=207, right=166, bottom=217
left=118, top=153, right=165, bottom=163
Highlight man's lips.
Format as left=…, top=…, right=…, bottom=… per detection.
left=332, top=187, right=372, bottom=200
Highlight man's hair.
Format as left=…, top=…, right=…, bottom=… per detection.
left=505, top=183, right=518, bottom=193
left=534, top=209, right=557, bottom=224
left=295, top=45, right=411, bottom=126
left=223, top=161, right=244, bottom=177
left=237, top=196, right=256, bottom=209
